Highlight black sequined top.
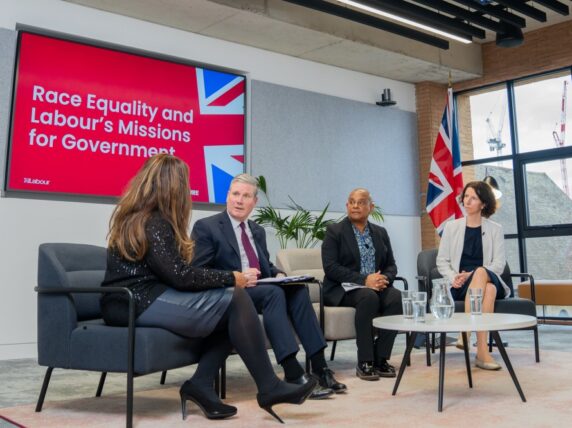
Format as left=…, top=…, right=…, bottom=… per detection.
left=101, top=213, right=235, bottom=326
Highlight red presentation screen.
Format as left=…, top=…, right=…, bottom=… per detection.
left=6, top=32, right=246, bottom=203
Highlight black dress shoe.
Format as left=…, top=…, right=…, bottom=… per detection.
left=374, top=359, right=396, bottom=378
left=356, top=362, right=380, bottom=381
left=287, top=374, right=334, bottom=400
left=179, top=380, right=237, bottom=420
left=316, top=368, right=347, bottom=393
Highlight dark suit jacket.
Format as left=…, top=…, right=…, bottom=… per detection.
left=321, top=217, right=398, bottom=306
left=191, top=211, right=282, bottom=278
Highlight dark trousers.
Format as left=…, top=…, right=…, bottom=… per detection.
left=340, top=287, right=402, bottom=363
left=247, top=284, right=327, bottom=363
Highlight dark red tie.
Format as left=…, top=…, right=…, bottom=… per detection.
left=240, top=222, right=260, bottom=270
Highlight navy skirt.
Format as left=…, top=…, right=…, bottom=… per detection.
left=450, top=268, right=505, bottom=301
left=136, top=286, right=234, bottom=338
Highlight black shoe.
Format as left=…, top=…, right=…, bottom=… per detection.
left=356, top=362, right=380, bottom=381
left=315, top=368, right=347, bottom=393
left=179, top=380, right=237, bottom=420
left=257, top=378, right=317, bottom=423
left=287, top=373, right=334, bottom=399
left=374, top=359, right=397, bottom=378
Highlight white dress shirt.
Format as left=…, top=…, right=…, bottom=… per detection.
left=227, top=212, right=259, bottom=272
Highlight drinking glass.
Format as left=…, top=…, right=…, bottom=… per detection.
left=469, top=288, right=483, bottom=315
left=401, top=290, right=414, bottom=319
left=412, top=291, right=427, bottom=322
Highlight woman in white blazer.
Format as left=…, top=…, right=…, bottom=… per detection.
left=437, top=181, right=510, bottom=370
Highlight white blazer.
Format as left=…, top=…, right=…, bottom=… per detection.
left=436, top=217, right=510, bottom=298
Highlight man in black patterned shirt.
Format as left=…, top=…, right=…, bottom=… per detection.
left=321, top=188, right=402, bottom=381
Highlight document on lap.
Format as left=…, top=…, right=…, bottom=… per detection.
left=342, top=282, right=365, bottom=292
left=256, top=275, right=315, bottom=284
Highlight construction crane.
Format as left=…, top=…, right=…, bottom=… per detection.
left=552, top=80, right=569, bottom=197
left=486, top=98, right=506, bottom=157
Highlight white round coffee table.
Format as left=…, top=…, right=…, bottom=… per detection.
left=373, top=313, right=537, bottom=411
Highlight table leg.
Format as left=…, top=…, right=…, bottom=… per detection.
left=438, top=332, right=447, bottom=412
left=425, top=333, right=431, bottom=366
left=461, top=331, right=473, bottom=388
left=491, top=331, right=527, bottom=402
left=393, top=331, right=417, bottom=395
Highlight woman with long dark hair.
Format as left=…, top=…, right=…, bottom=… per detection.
left=101, top=154, right=315, bottom=422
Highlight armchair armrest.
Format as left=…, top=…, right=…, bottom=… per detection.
left=510, top=273, right=536, bottom=303
left=394, top=276, right=409, bottom=291
left=35, top=286, right=137, bottom=391
left=317, top=280, right=325, bottom=332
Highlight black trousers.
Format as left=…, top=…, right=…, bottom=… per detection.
left=340, top=287, right=402, bottom=363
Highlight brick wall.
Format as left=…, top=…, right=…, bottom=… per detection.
left=415, top=20, right=572, bottom=249
left=415, top=82, right=447, bottom=250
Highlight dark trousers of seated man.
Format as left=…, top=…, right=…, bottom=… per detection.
left=246, top=283, right=326, bottom=371
left=340, top=287, right=402, bottom=363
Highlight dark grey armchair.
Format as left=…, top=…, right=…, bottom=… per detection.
left=35, top=243, right=206, bottom=428
left=416, top=248, right=539, bottom=362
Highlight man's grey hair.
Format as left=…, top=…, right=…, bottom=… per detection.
left=231, top=173, right=259, bottom=197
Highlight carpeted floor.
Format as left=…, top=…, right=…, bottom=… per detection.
left=0, top=346, right=569, bottom=428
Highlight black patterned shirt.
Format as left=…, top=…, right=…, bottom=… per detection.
left=352, top=224, right=376, bottom=275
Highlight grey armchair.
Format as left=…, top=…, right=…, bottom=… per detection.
left=416, top=248, right=539, bottom=362
left=36, top=243, right=206, bottom=428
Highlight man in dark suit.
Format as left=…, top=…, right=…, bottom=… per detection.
left=191, top=173, right=346, bottom=399
left=321, top=188, right=402, bottom=381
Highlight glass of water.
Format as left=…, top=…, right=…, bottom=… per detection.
left=412, top=291, right=427, bottom=322
left=401, top=290, right=414, bottom=319
left=469, top=288, right=483, bottom=315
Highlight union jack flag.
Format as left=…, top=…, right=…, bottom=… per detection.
left=426, top=88, right=464, bottom=235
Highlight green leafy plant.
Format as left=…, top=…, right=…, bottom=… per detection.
left=253, top=176, right=383, bottom=249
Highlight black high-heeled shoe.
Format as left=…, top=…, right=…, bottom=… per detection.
left=179, top=380, right=237, bottom=420
left=256, top=378, right=317, bottom=423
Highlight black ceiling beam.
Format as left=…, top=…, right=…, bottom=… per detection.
left=283, top=0, right=450, bottom=49
left=495, top=0, right=546, bottom=22
left=449, top=0, right=526, bottom=28
left=362, top=0, right=483, bottom=39
left=528, top=0, right=569, bottom=16
left=410, top=0, right=507, bottom=34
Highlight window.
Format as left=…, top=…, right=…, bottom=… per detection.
left=457, top=84, right=512, bottom=161
left=523, top=157, right=572, bottom=227
left=514, top=72, right=572, bottom=154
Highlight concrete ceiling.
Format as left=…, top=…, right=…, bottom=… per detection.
left=64, top=0, right=571, bottom=84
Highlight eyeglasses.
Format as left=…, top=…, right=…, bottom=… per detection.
left=348, top=199, right=370, bottom=207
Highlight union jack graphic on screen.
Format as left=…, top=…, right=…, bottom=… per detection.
left=195, top=69, right=246, bottom=203
left=196, top=69, right=245, bottom=115
left=426, top=88, right=464, bottom=235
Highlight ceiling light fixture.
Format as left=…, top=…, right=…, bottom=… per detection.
left=333, top=0, right=472, bottom=44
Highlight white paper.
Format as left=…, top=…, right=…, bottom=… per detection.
left=342, top=282, right=365, bottom=292
left=256, top=275, right=314, bottom=284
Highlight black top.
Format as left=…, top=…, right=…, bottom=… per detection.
left=101, top=213, right=235, bottom=326
left=459, top=226, right=483, bottom=273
